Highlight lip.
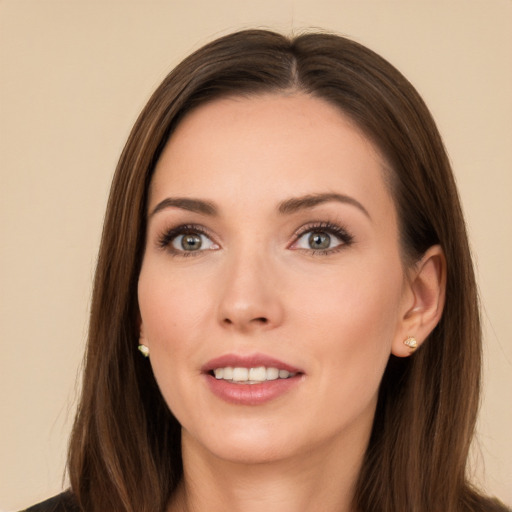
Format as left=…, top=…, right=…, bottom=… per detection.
left=201, top=353, right=304, bottom=406
left=201, top=353, right=303, bottom=374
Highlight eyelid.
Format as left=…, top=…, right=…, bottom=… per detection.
left=289, top=221, right=354, bottom=252
left=155, top=220, right=353, bottom=256
left=156, top=223, right=219, bottom=255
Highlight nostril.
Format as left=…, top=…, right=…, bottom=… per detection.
left=222, top=316, right=268, bottom=326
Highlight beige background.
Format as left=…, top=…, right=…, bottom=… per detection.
left=1, top=1, right=511, bottom=510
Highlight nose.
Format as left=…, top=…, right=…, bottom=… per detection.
left=217, top=250, right=284, bottom=333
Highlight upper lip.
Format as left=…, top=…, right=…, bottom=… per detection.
left=201, top=353, right=303, bottom=374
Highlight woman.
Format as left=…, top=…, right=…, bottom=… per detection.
left=24, top=29, right=510, bottom=512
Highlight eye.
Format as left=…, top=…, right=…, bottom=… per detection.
left=295, top=230, right=342, bottom=251
left=158, top=224, right=219, bottom=255
left=307, top=231, right=336, bottom=250
left=291, top=222, right=353, bottom=254
left=172, top=232, right=216, bottom=252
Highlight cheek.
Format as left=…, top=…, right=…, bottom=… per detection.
left=138, top=263, right=213, bottom=346
left=294, top=257, right=403, bottom=339
left=292, top=257, right=404, bottom=383
left=138, top=266, right=205, bottom=414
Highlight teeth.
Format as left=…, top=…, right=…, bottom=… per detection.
left=232, top=367, right=249, bottom=382
left=248, top=366, right=266, bottom=381
left=212, top=366, right=296, bottom=384
left=266, top=367, right=279, bottom=380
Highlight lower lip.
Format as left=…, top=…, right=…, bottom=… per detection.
left=204, top=374, right=302, bottom=406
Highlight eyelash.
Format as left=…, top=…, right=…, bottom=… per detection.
left=157, top=224, right=216, bottom=257
left=291, top=221, right=354, bottom=255
left=156, top=221, right=354, bottom=257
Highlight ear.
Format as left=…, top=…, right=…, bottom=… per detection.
left=138, top=315, right=148, bottom=346
left=392, top=245, right=446, bottom=357
left=137, top=318, right=151, bottom=357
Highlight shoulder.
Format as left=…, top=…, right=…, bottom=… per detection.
left=20, top=491, right=80, bottom=512
left=482, top=498, right=512, bottom=512
left=463, top=492, right=512, bottom=512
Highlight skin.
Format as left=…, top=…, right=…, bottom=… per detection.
left=138, top=93, right=445, bottom=512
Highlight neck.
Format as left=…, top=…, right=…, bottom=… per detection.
left=168, top=427, right=369, bottom=512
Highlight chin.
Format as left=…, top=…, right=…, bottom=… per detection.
left=183, top=421, right=304, bottom=465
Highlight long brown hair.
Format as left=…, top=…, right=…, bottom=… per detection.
left=68, top=29, right=507, bottom=512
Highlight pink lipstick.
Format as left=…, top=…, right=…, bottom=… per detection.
left=202, top=353, right=303, bottom=406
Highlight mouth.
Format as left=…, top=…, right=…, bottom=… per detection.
left=202, top=354, right=304, bottom=405
left=209, top=366, right=297, bottom=384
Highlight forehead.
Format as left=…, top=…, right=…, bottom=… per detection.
left=149, top=93, right=393, bottom=218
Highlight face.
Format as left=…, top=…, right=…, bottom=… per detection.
left=138, top=93, right=410, bottom=465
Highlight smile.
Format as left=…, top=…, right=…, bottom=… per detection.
left=212, top=366, right=297, bottom=384
left=202, top=354, right=303, bottom=405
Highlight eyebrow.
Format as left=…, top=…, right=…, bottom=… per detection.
left=150, top=197, right=218, bottom=217
left=150, top=192, right=370, bottom=219
left=278, top=193, right=371, bottom=219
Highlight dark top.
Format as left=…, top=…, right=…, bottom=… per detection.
left=21, top=492, right=80, bottom=512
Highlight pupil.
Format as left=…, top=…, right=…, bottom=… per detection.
left=182, top=234, right=202, bottom=251
left=308, top=232, right=330, bottom=250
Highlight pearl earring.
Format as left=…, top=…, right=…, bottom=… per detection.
left=138, top=344, right=150, bottom=357
left=403, top=336, right=418, bottom=351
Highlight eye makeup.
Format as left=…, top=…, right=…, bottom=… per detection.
left=290, top=220, right=354, bottom=256
left=156, top=223, right=218, bottom=257
left=154, top=217, right=355, bottom=259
